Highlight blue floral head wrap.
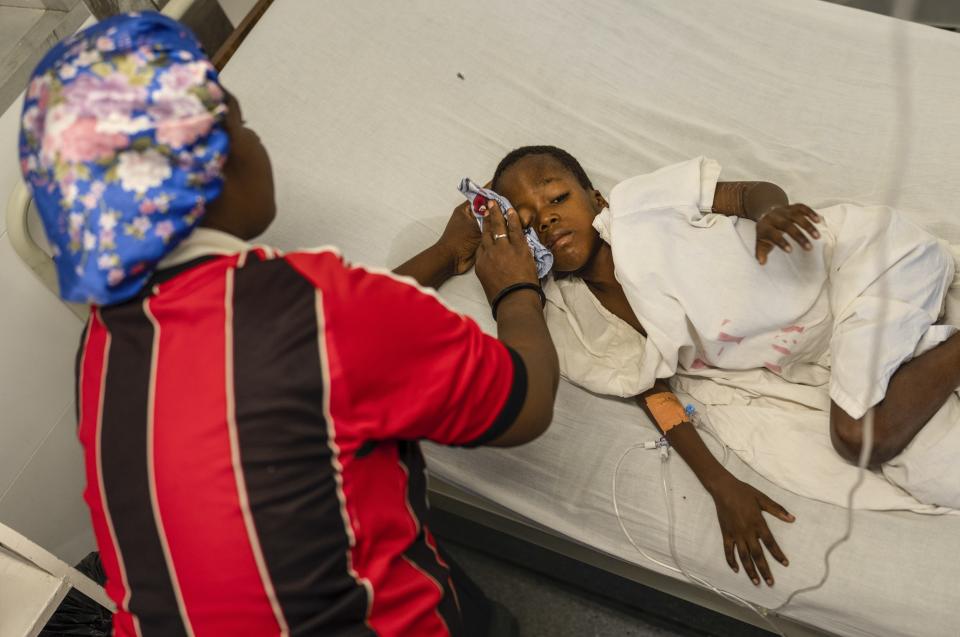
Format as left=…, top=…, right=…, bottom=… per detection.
left=18, top=12, right=229, bottom=305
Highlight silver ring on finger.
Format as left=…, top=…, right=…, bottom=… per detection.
left=493, top=233, right=508, bottom=241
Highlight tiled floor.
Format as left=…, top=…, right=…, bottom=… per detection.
left=444, top=542, right=697, bottom=637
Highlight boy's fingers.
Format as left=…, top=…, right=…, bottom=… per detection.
left=796, top=216, right=820, bottom=240
left=782, top=223, right=812, bottom=250
left=797, top=204, right=820, bottom=223
left=758, top=230, right=790, bottom=257
left=771, top=229, right=792, bottom=253
left=723, top=535, right=739, bottom=572
left=737, top=542, right=760, bottom=586
left=457, top=201, right=476, bottom=221
left=749, top=538, right=773, bottom=586
left=756, top=240, right=773, bottom=265
left=760, top=525, right=789, bottom=567
left=760, top=493, right=795, bottom=522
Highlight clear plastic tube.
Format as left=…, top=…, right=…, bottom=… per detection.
left=612, top=402, right=877, bottom=636
left=611, top=417, right=786, bottom=635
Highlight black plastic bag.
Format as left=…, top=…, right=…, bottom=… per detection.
left=40, top=552, right=112, bottom=637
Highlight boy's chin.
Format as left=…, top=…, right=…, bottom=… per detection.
left=552, top=242, right=602, bottom=276
left=551, top=257, right=587, bottom=276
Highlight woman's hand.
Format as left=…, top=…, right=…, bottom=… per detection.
left=708, top=475, right=795, bottom=586
left=755, top=204, right=821, bottom=265
left=474, top=200, right=539, bottom=303
left=436, top=201, right=483, bottom=275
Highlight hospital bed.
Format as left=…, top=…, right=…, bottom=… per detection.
left=7, top=1, right=960, bottom=636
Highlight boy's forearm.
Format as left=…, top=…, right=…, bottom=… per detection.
left=712, top=182, right=788, bottom=222
left=664, top=423, right=732, bottom=493
left=636, top=385, right=731, bottom=493
left=743, top=182, right=788, bottom=222
left=393, top=242, right=456, bottom=289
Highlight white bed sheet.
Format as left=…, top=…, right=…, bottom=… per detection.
left=219, top=1, right=960, bottom=635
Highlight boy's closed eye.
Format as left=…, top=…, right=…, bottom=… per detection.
left=550, top=192, right=570, bottom=205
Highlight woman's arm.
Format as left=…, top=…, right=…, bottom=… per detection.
left=711, top=181, right=822, bottom=265
left=476, top=202, right=559, bottom=446
left=396, top=201, right=558, bottom=446
left=636, top=379, right=794, bottom=587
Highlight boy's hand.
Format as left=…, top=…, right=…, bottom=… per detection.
left=755, top=204, right=821, bottom=265
left=709, top=474, right=794, bottom=586
left=437, top=201, right=482, bottom=275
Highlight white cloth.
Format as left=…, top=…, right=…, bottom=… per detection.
left=599, top=156, right=956, bottom=419
left=586, top=156, right=834, bottom=394
left=158, top=228, right=253, bottom=268
left=546, top=272, right=960, bottom=512
left=549, top=158, right=960, bottom=510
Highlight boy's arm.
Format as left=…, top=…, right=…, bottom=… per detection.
left=394, top=202, right=481, bottom=288
left=393, top=242, right=459, bottom=290
left=711, top=181, right=787, bottom=221
left=636, top=379, right=794, bottom=587
left=711, top=182, right=822, bottom=265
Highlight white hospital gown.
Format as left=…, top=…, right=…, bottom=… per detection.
left=594, top=157, right=956, bottom=419
left=543, top=157, right=960, bottom=508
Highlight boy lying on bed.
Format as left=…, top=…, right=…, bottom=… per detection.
left=483, top=145, right=960, bottom=588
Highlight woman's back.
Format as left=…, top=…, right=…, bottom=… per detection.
left=77, top=244, right=517, bottom=635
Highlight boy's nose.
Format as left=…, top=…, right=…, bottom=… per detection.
left=537, top=213, right=559, bottom=234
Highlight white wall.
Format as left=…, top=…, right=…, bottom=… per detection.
left=0, top=0, right=259, bottom=568
left=0, top=95, right=94, bottom=564
left=218, top=0, right=256, bottom=27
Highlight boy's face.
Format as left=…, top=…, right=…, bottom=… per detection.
left=495, top=154, right=607, bottom=274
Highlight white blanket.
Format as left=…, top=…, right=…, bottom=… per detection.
left=547, top=158, right=960, bottom=511
left=217, top=1, right=960, bottom=633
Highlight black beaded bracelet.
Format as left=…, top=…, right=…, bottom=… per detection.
left=491, top=282, right=546, bottom=320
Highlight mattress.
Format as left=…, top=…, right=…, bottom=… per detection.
left=218, top=1, right=960, bottom=635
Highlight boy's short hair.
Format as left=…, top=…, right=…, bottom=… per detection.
left=492, top=145, right=594, bottom=192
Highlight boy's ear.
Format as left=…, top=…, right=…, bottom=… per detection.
left=592, top=189, right=608, bottom=211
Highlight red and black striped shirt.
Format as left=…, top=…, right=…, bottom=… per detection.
left=76, top=233, right=525, bottom=636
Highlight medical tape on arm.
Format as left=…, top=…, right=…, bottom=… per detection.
left=644, top=392, right=688, bottom=434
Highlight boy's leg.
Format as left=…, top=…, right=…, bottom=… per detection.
left=831, top=332, right=960, bottom=466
